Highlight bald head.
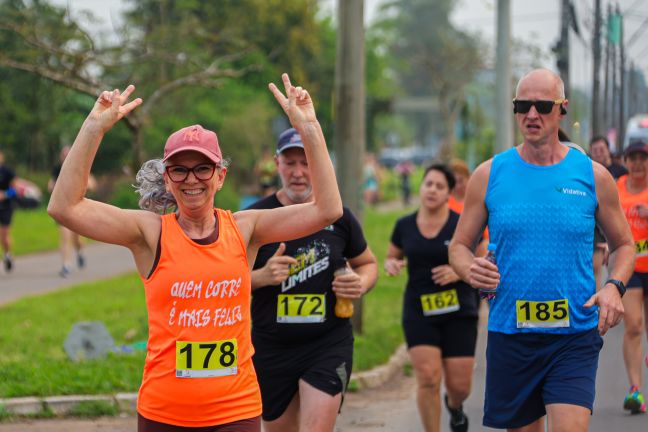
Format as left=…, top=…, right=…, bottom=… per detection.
left=515, top=69, right=565, bottom=100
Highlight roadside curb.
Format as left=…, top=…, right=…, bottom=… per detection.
left=0, top=345, right=408, bottom=418
left=350, top=343, right=409, bottom=389
left=0, top=393, right=138, bottom=417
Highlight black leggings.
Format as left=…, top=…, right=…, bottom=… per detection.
left=137, top=414, right=261, bottom=432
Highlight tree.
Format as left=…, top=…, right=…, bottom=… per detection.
left=0, top=0, right=343, bottom=177
left=378, top=0, right=483, bottom=161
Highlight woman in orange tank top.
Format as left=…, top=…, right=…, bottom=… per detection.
left=616, top=141, right=648, bottom=414
left=48, top=74, right=343, bottom=431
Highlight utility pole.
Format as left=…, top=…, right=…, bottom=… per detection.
left=629, top=62, right=636, bottom=117
left=495, top=0, right=512, bottom=152
left=556, top=0, right=572, bottom=136
left=618, top=3, right=625, bottom=149
left=334, top=0, right=365, bottom=333
left=592, top=0, right=602, bottom=136
left=603, top=4, right=611, bottom=132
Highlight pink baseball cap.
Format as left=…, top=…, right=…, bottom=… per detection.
left=163, top=125, right=222, bottom=164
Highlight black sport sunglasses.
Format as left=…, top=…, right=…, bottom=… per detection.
left=512, top=99, right=565, bottom=115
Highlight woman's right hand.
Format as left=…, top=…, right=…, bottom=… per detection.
left=384, top=257, right=405, bottom=276
left=86, top=85, right=142, bottom=134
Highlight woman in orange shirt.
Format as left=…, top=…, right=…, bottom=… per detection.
left=48, top=74, right=342, bottom=431
left=617, top=141, right=648, bottom=414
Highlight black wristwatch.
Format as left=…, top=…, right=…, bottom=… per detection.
left=605, top=279, right=626, bottom=298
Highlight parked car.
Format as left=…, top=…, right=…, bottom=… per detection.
left=624, top=114, right=648, bottom=149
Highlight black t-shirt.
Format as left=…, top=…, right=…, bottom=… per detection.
left=0, top=165, right=16, bottom=210
left=390, top=211, right=479, bottom=322
left=607, top=162, right=628, bottom=180
left=248, top=194, right=368, bottom=345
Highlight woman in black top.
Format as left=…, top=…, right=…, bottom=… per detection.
left=385, top=164, right=483, bottom=432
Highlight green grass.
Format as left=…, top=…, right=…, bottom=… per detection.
left=352, top=208, right=410, bottom=371
left=0, top=207, right=410, bottom=398
left=10, top=208, right=60, bottom=256
left=0, top=274, right=147, bottom=397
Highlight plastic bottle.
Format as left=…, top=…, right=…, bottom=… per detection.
left=334, top=261, right=354, bottom=318
left=479, top=243, right=498, bottom=300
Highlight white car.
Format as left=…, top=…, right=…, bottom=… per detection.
left=624, top=114, right=648, bottom=149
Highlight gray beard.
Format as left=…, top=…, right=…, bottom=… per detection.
left=283, top=187, right=313, bottom=204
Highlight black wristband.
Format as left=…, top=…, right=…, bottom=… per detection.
left=605, top=279, right=626, bottom=298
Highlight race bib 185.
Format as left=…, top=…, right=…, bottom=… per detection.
left=516, top=299, right=570, bottom=328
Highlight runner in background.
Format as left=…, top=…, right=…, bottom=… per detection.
left=447, top=159, right=469, bottom=214
left=247, top=128, right=378, bottom=432
left=616, top=140, right=648, bottom=414
left=0, top=150, right=16, bottom=272
left=49, top=145, right=97, bottom=277
left=385, top=164, right=482, bottom=432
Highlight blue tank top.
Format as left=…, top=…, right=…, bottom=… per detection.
left=485, top=147, right=598, bottom=334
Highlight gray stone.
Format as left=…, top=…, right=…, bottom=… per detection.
left=63, top=321, right=115, bottom=361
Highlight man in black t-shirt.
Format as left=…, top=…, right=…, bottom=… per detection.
left=247, top=128, right=378, bottom=432
left=0, top=150, right=16, bottom=272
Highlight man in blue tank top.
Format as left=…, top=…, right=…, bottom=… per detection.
left=449, top=69, right=636, bottom=432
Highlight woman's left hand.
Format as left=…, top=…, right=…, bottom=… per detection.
left=431, top=265, right=460, bottom=286
left=268, top=73, right=317, bottom=127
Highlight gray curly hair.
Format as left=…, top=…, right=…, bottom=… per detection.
left=134, top=158, right=230, bottom=214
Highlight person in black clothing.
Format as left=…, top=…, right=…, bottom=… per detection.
left=590, top=135, right=628, bottom=179
left=247, top=128, right=378, bottom=432
left=385, top=164, right=483, bottom=432
left=0, top=150, right=16, bottom=272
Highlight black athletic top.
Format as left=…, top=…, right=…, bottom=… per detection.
left=391, top=210, right=479, bottom=322
left=248, top=194, right=367, bottom=345
left=0, top=165, right=15, bottom=210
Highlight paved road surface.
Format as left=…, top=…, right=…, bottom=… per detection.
left=0, top=242, right=646, bottom=431
left=0, top=243, right=135, bottom=306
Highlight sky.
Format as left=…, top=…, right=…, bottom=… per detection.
left=49, top=0, right=648, bottom=91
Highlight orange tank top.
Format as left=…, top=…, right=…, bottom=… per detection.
left=447, top=195, right=489, bottom=240
left=138, top=209, right=261, bottom=427
left=617, top=176, right=648, bottom=272
left=447, top=195, right=464, bottom=214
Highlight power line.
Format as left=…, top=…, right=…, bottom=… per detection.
left=626, top=15, right=648, bottom=48
left=624, top=0, right=646, bottom=15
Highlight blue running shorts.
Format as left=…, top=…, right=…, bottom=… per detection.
left=483, top=328, right=603, bottom=429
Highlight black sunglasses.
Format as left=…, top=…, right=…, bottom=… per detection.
left=165, top=163, right=217, bottom=183
left=512, top=99, right=565, bottom=115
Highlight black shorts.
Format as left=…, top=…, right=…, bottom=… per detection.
left=137, top=414, right=261, bottom=432
left=0, top=207, right=13, bottom=226
left=252, top=330, right=353, bottom=421
left=403, top=316, right=478, bottom=357
left=628, top=271, right=648, bottom=297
